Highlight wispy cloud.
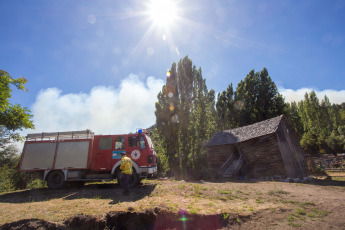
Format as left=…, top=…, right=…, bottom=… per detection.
left=29, top=74, right=164, bottom=135
left=279, top=87, right=345, bottom=104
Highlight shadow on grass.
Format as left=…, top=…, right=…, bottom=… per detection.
left=188, top=179, right=260, bottom=184
left=0, top=182, right=156, bottom=204
left=182, top=176, right=345, bottom=187
left=308, top=176, right=345, bottom=187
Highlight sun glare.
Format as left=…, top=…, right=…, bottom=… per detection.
left=148, top=0, right=178, bottom=27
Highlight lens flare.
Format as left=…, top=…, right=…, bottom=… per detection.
left=171, top=114, right=179, bottom=123
left=234, top=100, right=244, bottom=110
left=87, top=15, right=96, bottom=24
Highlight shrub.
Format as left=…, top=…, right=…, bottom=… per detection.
left=0, top=165, right=26, bottom=193
left=26, top=178, right=47, bottom=189
left=314, top=165, right=327, bottom=176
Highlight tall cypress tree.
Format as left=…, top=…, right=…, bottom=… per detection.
left=155, top=56, right=216, bottom=178
left=155, top=63, right=180, bottom=175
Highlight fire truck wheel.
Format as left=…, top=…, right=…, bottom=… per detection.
left=47, top=171, right=65, bottom=189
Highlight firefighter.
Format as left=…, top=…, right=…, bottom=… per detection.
left=120, top=152, right=133, bottom=195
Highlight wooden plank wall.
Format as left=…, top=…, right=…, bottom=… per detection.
left=206, top=145, right=234, bottom=176
left=238, top=134, right=287, bottom=178
left=275, top=120, right=309, bottom=178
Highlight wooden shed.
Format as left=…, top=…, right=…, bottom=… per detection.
left=205, top=115, right=309, bottom=179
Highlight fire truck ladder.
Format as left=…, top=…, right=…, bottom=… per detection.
left=26, top=130, right=94, bottom=141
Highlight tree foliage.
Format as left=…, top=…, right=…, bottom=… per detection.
left=286, top=91, right=345, bottom=155
left=0, top=70, right=34, bottom=141
left=155, top=56, right=216, bottom=178
left=216, top=68, right=286, bottom=130
left=0, top=70, right=34, bottom=192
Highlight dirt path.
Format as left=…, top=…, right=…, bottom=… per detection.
left=0, top=178, right=344, bottom=229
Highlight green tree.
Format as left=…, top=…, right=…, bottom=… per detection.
left=294, top=91, right=345, bottom=155
left=233, top=68, right=286, bottom=126
left=189, top=67, right=216, bottom=175
left=216, top=91, right=228, bottom=130
left=155, top=63, right=180, bottom=176
left=0, top=70, right=34, bottom=141
left=155, top=56, right=216, bottom=178
left=216, top=83, right=237, bottom=130
left=285, top=101, right=303, bottom=135
left=0, top=70, right=34, bottom=192
left=234, top=69, right=257, bottom=126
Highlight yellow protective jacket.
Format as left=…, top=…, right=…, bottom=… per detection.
left=120, top=156, right=133, bottom=174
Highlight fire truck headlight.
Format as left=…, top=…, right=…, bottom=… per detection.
left=148, top=155, right=153, bottom=163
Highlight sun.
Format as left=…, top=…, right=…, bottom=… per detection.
left=148, top=0, right=178, bottom=28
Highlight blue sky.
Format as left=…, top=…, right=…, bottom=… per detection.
left=1, top=0, right=345, bottom=136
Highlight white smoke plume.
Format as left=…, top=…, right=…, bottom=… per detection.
left=30, top=74, right=164, bottom=135
left=279, top=87, right=345, bottom=104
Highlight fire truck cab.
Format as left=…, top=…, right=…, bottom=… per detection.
left=19, top=129, right=157, bottom=189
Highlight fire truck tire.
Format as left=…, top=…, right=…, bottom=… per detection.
left=47, top=171, right=65, bottom=189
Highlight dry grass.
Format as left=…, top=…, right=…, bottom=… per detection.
left=0, top=178, right=344, bottom=228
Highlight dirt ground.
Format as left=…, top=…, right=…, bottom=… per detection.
left=0, top=177, right=344, bottom=229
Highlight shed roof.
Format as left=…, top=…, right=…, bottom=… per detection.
left=205, top=115, right=284, bottom=147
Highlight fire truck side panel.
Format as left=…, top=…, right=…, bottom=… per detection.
left=54, top=140, right=91, bottom=169
left=91, top=135, right=113, bottom=171
left=20, top=142, right=56, bottom=170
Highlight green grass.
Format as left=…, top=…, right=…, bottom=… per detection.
left=301, top=201, right=316, bottom=207
left=208, top=202, right=215, bottom=206
left=329, top=176, right=345, bottom=181
left=187, top=202, right=200, bottom=214
left=178, top=184, right=186, bottom=189
left=288, top=222, right=302, bottom=228
left=199, top=186, right=208, bottom=191
left=295, top=208, right=306, bottom=216
left=306, top=208, right=331, bottom=219
left=287, top=212, right=305, bottom=228
left=217, top=189, right=232, bottom=195
left=287, top=214, right=294, bottom=222
left=255, top=198, right=264, bottom=204
left=222, top=213, right=229, bottom=220
left=236, top=189, right=250, bottom=195
left=218, top=196, right=227, bottom=201
left=286, top=207, right=330, bottom=228
left=168, top=203, right=178, bottom=212
left=267, top=187, right=290, bottom=196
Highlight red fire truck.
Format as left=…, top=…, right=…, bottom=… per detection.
left=19, top=129, right=157, bottom=189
